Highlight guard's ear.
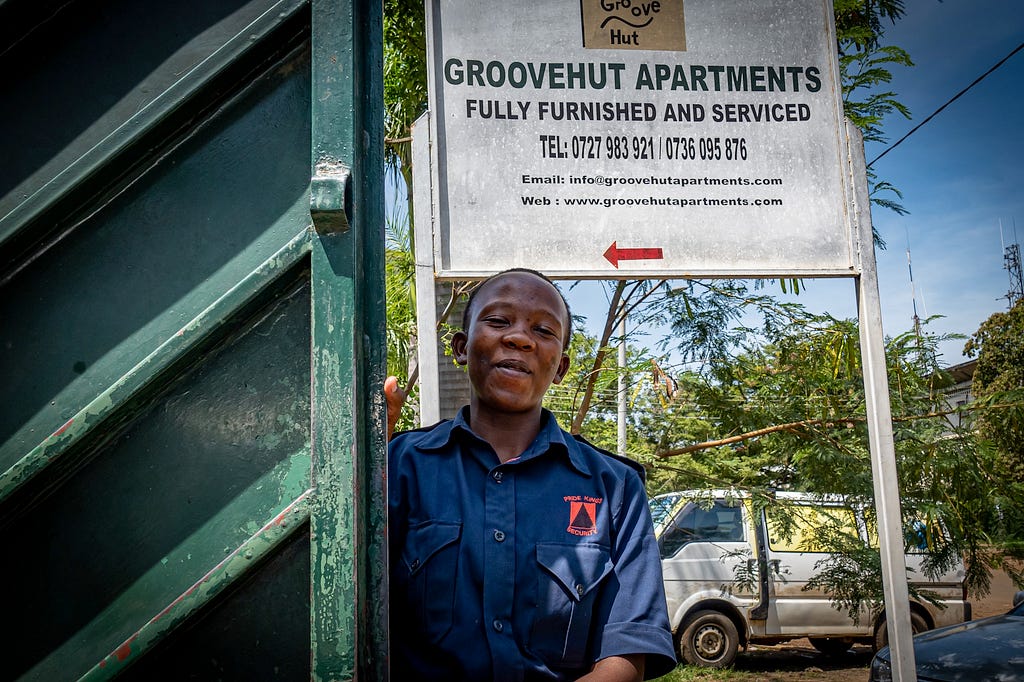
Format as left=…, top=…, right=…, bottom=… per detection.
left=451, top=330, right=469, bottom=366
left=551, top=353, right=570, bottom=385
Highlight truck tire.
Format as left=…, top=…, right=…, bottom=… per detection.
left=873, top=610, right=929, bottom=651
left=679, top=610, right=739, bottom=668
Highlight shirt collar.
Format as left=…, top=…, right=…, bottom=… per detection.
left=409, top=407, right=592, bottom=477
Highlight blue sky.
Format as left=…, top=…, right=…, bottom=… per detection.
left=860, top=0, right=1024, bottom=364
left=562, top=0, right=1024, bottom=367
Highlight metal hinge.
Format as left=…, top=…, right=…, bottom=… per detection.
left=310, top=159, right=351, bottom=234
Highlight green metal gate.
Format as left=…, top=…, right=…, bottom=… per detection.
left=0, top=0, right=386, bottom=679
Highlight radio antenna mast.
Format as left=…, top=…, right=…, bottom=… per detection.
left=906, top=229, right=922, bottom=339
left=1002, top=219, right=1023, bottom=308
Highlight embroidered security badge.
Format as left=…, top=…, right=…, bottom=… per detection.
left=565, top=495, right=603, bottom=536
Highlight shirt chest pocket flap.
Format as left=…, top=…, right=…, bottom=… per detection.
left=403, top=521, right=462, bottom=642
left=532, top=543, right=614, bottom=666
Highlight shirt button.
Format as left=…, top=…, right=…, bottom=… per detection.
left=576, top=583, right=585, bottom=597
left=493, top=530, right=505, bottom=542
left=492, top=471, right=503, bottom=483
left=492, top=619, right=504, bottom=632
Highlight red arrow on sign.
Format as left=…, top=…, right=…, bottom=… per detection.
left=603, top=241, right=664, bottom=268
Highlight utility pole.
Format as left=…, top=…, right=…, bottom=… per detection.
left=617, top=316, right=628, bottom=457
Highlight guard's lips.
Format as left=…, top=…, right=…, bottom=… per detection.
left=494, top=358, right=531, bottom=373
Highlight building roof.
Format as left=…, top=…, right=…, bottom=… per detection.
left=946, top=359, right=978, bottom=385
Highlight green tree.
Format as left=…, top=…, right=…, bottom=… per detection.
left=964, top=299, right=1024, bottom=468
left=383, top=0, right=427, bottom=195
left=964, top=299, right=1024, bottom=545
left=603, top=302, right=1022, bottom=612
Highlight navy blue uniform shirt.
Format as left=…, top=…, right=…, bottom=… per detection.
left=389, top=408, right=676, bottom=681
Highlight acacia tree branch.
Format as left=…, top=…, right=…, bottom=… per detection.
left=687, top=279, right=838, bottom=332
left=653, top=464, right=747, bottom=489
left=655, top=401, right=1022, bottom=459
left=618, top=278, right=670, bottom=326
left=569, top=280, right=671, bottom=434
left=657, top=419, right=845, bottom=458
left=438, top=280, right=475, bottom=326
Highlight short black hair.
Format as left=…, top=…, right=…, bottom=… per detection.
left=461, top=268, right=573, bottom=347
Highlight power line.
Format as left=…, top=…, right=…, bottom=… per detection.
left=867, top=41, right=1024, bottom=167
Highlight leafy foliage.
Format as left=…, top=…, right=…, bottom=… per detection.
left=383, top=0, right=427, bottom=192
left=835, top=0, right=913, bottom=225
left=841, top=44, right=912, bottom=146
left=384, top=200, right=421, bottom=433
left=964, top=299, right=1024, bottom=546
left=573, top=294, right=1021, bottom=609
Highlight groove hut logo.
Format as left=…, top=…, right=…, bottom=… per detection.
left=565, top=494, right=603, bottom=536
left=580, top=0, right=687, bottom=51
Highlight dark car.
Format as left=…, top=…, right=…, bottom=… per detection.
left=869, top=592, right=1024, bottom=681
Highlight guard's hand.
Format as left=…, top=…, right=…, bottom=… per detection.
left=384, top=376, right=407, bottom=441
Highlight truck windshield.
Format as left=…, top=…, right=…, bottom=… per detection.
left=658, top=500, right=744, bottom=558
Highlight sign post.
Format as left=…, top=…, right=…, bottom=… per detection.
left=848, top=120, right=917, bottom=680
left=413, top=2, right=916, bottom=676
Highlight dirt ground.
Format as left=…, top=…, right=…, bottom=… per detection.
left=721, top=569, right=1021, bottom=682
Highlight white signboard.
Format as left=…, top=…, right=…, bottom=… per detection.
left=424, top=0, right=856, bottom=278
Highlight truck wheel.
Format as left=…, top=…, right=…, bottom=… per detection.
left=873, top=611, right=929, bottom=651
left=809, top=637, right=853, bottom=656
left=679, top=610, right=739, bottom=668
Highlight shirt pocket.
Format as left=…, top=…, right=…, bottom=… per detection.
left=402, top=520, right=462, bottom=644
left=530, top=542, right=614, bottom=669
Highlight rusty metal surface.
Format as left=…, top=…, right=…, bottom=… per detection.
left=82, top=494, right=313, bottom=680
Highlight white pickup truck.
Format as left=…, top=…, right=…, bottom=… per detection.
left=651, top=490, right=971, bottom=667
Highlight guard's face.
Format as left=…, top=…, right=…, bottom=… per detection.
left=453, top=272, right=571, bottom=417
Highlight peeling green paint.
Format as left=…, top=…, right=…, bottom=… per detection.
left=309, top=0, right=386, bottom=677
